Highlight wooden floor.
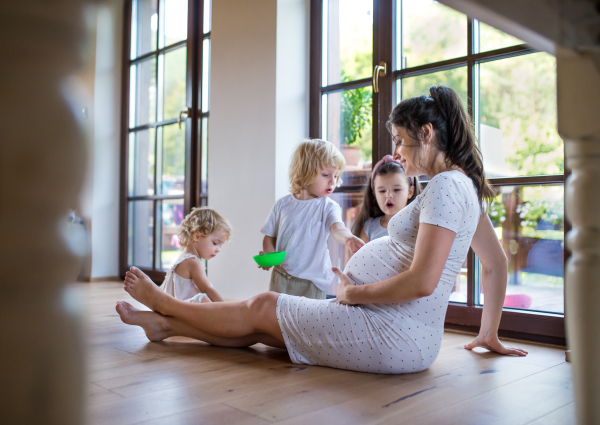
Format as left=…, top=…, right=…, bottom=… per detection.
left=81, top=281, right=575, bottom=425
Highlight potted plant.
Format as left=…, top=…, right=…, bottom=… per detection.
left=340, top=80, right=372, bottom=167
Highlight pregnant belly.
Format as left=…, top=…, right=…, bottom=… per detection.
left=343, top=236, right=410, bottom=287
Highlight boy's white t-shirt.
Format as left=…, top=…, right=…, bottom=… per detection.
left=261, top=194, right=343, bottom=291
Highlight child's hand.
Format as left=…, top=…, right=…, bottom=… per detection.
left=346, top=235, right=365, bottom=254
left=257, top=251, right=273, bottom=271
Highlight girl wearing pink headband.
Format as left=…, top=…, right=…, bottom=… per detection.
left=351, top=155, right=421, bottom=243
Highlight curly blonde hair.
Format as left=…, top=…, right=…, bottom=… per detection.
left=178, top=207, right=232, bottom=248
left=289, top=139, right=345, bottom=196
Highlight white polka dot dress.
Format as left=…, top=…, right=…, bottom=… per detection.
left=276, top=171, right=481, bottom=374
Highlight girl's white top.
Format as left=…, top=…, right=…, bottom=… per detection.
left=363, top=216, right=389, bottom=240
left=159, top=252, right=211, bottom=303
left=261, top=194, right=343, bottom=291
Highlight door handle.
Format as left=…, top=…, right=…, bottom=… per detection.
left=372, top=61, right=388, bottom=93
left=177, top=108, right=192, bottom=129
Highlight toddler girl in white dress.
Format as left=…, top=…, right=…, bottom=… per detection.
left=159, top=207, right=232, bottom=303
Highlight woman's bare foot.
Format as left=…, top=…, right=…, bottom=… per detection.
left=115, top=301, right=172, bottom=342
left=123, top=266, right=170, bottom=314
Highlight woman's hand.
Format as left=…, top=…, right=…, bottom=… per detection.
left=464, top=333, right=528, bottom=356
left=333, top=267, right=356, bottom=305
left=346, top=235, right=365, bottom=255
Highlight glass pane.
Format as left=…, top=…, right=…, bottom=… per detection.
left=161, top=0, right=188, bottom=48
left=323, top=0, right=373, bottom=86
left=479, top=53, right=562, bottom=177
left=324, top=86, right=373, bottom=178
left=478, top=21, right=523, bottom=53
left=481, top=185, right=564, bottom=314
left=159, top=124, right=185, bottom=195
left=449, top=257, right=468, bottom=303
left=203, top=0, right=212, bottom=33
left=159, top=47, right=187, bottom=121
left=131, top=0, right=158, bottom=59
left=128, top=129, right=156, bottom=196
left=201, top=117, right=209, bottom=193
left=400, top=66, right=468, bottom=109
left=328, top=192, right=365, bottom=295
left=159, top=198, right=184, bottom=270
left=202, top=38, right=210, bottom=112
left=401, top=0, right=467, bottom=69
left=130, top=57, right=157, bottom=127
left=128, top=200, right=155, bottom=268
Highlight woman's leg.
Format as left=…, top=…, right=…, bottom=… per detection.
left=116, top=301, right=286, bottom=348
left=123, top=267, right=284, bottom=344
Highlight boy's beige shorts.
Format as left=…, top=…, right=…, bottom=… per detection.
left=269, top=266, right=326, bottom=300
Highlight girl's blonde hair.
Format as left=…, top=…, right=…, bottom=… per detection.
left=289, top=139, right=346, bottom=196
left=178, top=207, right=232, bottom=248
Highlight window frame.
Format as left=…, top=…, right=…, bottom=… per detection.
left=119, top=0, right=210, bottom=281
left=309, top=0, right=566, bottom=344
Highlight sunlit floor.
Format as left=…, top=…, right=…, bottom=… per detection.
left=80, top=282, right=574, bottom=425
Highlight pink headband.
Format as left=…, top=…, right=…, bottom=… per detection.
left=371, top=155, right=413, bottom=190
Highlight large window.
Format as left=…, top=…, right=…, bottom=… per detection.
left=311, top=0, right=565, bottom=343
left=121, top=0, right=211, bottom=280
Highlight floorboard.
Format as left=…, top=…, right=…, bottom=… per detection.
left=78, top=282, right=575, bottom=425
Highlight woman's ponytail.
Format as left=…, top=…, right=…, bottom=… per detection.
left=429, top=85, right=494, bottom=206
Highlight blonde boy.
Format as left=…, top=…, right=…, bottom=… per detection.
left=259, top=139, right=364, bottom=299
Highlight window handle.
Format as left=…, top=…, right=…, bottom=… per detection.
left=178, top=108, right=192, bottom=129
left=373, top=61, right=387, bottom=93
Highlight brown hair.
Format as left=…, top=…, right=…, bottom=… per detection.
left=351, top=162, right=421, bottom=237
left=178, top=207, right=232, bottom=248
left=386, top=85, right=494, bottom=208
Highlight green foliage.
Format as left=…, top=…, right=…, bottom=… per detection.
left=340, top=50, right=372, bottom=82
left=341, top=72, right=372, bottom=146
left=402, top=0, right=466, bottom=68
left=489, top=187, right=564, bottom=240
left=488, top=200, right=506, bottom=228
left=521, top=228, right=563, bottom=240
left=399, top=3, right=467, bottom=112
left=516, top=199, right=564, bottom=230
left=478, top=21, right=522, bottom=52
left=480, top=52, right=563, bottom=176
left=398, top=2, right=563, bottom=178
left=402, top=67, right=468, bottom=109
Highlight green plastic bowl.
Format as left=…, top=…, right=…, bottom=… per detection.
left=253, top=251, right=287, bottom=267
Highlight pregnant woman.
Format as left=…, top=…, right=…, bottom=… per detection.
left=118, top=85, right=527, bottom=374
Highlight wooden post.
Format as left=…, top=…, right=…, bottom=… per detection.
left=0, top=0, right=90, bottom=423
left=558, top=47, right=600, bottom=425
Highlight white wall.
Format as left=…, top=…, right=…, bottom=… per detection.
left=89, top=0, right=123, bottom=278
left=275, top=0, right=310, bottom=200
left=209, top=0, right=309, bottom=299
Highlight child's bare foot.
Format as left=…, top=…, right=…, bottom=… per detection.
left=115, top=301, right=171, bottom=342
left=123, top=267, right=169, bottom=314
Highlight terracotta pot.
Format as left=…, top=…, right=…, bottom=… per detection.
left=341, top=145, right=360, bottom=166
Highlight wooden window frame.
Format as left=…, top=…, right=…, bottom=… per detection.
left=119, top=0, right=210, bottom=281
left=310, top=0, right=566, bottom=345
